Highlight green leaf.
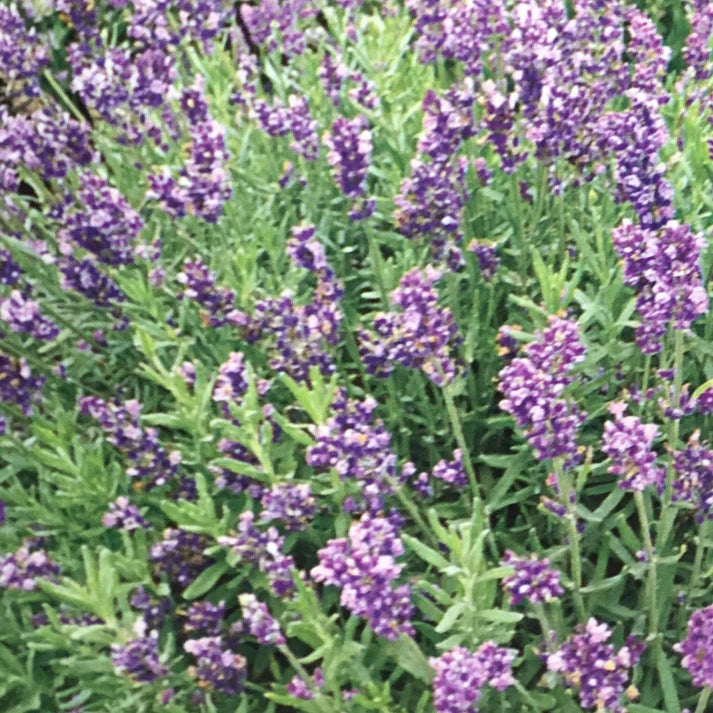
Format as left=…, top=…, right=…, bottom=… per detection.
left=656, top=646, right=681, bottom=713
left=474, top=609, right=523, bottom=624
left=402, top=533, right=450, bottom=570
left=182, top=562, right=229, bottom=599
left=385, top=635, right=434, bottom=684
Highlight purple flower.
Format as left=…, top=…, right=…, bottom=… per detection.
left=219, top=511, right=296, bottom=597
left=430, top=642, right=515, bottom=713
left=112, top=631, right=168, bottom=683
left=239, top=593, right=285, bottom=645
left=0, top=353, right=45, bottom=416
left=150, top=528, right=212, bottom=589
left=130, top=587, right=172, bottom=630
left=311, top=513, right=414, bottom=640
left=0, top=249, right=21, bottom=286
left=612, top=219, right=707, bottom=354
left=601, top=402, right=663, bottom=492
left=467, top=240, right=499, bottom=281
left=59, top=256, right=125, bottom=308
left=0, top=540, right=60, bottom=591
left=184, top=600, right=225, bottom=635
left=176, top=257, right=242, bottom=327
left=675, top=605, right=713, bottom=688
left=260, top=483, right=316, bottom=531
left=0, top=290, right=59, bottom=341
left=546, top=618, right=644, bottom=713
left=323, top=115, right=373, bottom=219
left=498, top=316, right=586, bottom=464
left=102, top=496, right=150, bottom=531
left=671, top=431, right=713, bottom=523
left=501, top=550, right=563, bottom=605
left=213, top=352, right=249, bottom=409
left=184, top=637, right=247, bottom=695
left=59, top=172, right=143, bottom=265
left=360, top=266, right=461, bottom=386
left=432, top=449, right=468, bottom=488
left=306, top=390, right=398, bottom=511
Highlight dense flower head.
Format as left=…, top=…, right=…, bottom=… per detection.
left=323, top=114, right=374, bottom=219
left=58, top=173, right=143, bottom=265
left=184, top=600, right=225, bottom=635
left=219, top=511, right=296, bottom=597
left=111, top=631, right=168, bottom=683
left=546, top=618, right=644, bottom=713
left=0, top=5, right=49, bottom=98
left=176, top=257, right=241, bottom=327
left=601, top=402, right=663, bottom=492
left=612, top=219, right=707, bottom=354
left=250, top=94, right=320, bottom=160
left=241, top=0, right=318, bottom=56
left=102, top=496, right=150, bottom=531
left=501, top=550, right=563, bottom=605
left=675, top=605, right=713, bottom=688
left=260, top=483, right=316, bottom=531
left=0, top=540, right=60, bottom=591
left=79, top=396, right=181, bottom=489
left=239, top=593, right=285, bottom=645
left=431, top=449, right=467, bottom=488
left=430, top=642, right=515, bottom=713
left=684, top=0, right=713, bottom=82
left=0, top=249, right=21, bottom=286
left=150, top=528, right=213, bottom=589
left=130, top=586, right=172, bottom=630
left=498, top=316, right=586, bottom=463
left=212, top=352, right=249, bottom=410
left=671, top=431, right=713, bottom=522
left=467, top=240, right=499, bottom=281
left=0, top=290, right=59, bottom=341
left=286, top=223, right=329, bottom=274
left=184, top=636, right=247, bottom=695
left=58, top=256, right=125, bottom=308
left=0, top=353, right=45, bottom=416
left=360, top=266, right=462, bottom=386
left=311, top=512, right=414, bottom=639
left=307, top=390, right=397, bottom=511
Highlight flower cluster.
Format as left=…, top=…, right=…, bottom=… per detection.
left=612, top=219, right=707, bottom=354
left=306, top=391, right=397, bottom=511
left=675, top=605, right=713, bottom=689
left=601, top=402, right=663, bottom=492
left=0, top=353, right=45, bottom=416
left=59, top=256, right=125, bottom=308
left=150, top=528, right=213, bottom=589
left=219, top=511, right=296, bottom=597
left=79, top=397, right=182, bottom=489
left=546, top=618, right=644, bottom=713
left=184, top=637, right=247, bottom=695
left=671, top=431, right=713, bottom=522
left=0, top=540, right=60, bottom=591
left=184, top=600, right=225, bottom=635
left=212, top=352, right=249, bottom=411
left=58, top=172, right=143, bottom=265
left=176, top=257, right=242, bottom=327
left=323, top=115, right=374, bottom=220
left=238, top=593, right=285, bottom=645
left=430, top=642, right=515, bottom=713
left=394, top=84, right=473, bottom=266
left=0, top=290, right=59, bottom=341
left=360, top=266, right=461, bottom=386
left=501, top=550, right=563, bottom=605
left=311, top=513, right=414, bottom=640
left=111, top=632, right=168, bottom=683
left=431, top=449, right=467, bottom=488
left=102, top=496, right=150, bottom=531
left=498, top=316, right=586, bottom=464
left=260, top=483, right=316, bottom=531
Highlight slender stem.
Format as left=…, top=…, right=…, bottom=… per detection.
left=695, top=687, right=712, bottom=713
left=689, top=520, right=710, bottom=603
left=368, top=236, right=390, bottom=309
left=533, top=602, right=556, bottom=652
left=440, top=378, right=479, bottom=501
left=387, top=476, right=439, bottom=548
left=42, top=70, right=87, bottom=124
left=634, top=491, right=658, bottom=635
left=554, top=459, right=586, bottom=620
left=509, top=174, right=527, bottom=276
left=640, top=355, right=651, bottom=411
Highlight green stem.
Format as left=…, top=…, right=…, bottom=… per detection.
left=689, top=520, right=710, bottom=603
left=42, top=70, right=87, bottom=124
left=554, top=459, right=586, bottom=619
left=441, top=378, right=479, bottom=501
left=695, top=687, right=712, bottom=713
left=533, top=602, right=556, bottom=652
left=634, top=491, right=658, bottom=635
left=509, top=174, right=527, bottom=276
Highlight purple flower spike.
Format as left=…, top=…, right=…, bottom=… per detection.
left=501, top=550, right=563, bottom=605
left=675, top=605, right=713, bottom=689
